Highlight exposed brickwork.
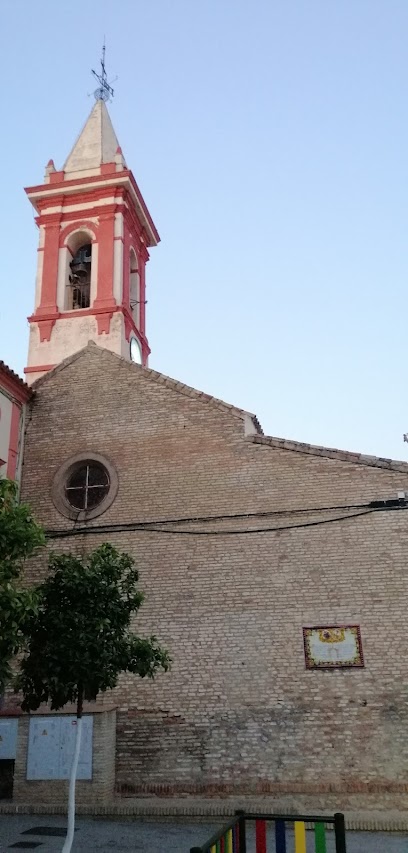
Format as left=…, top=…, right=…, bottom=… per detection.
left=20, top=344, right=408, bottom=812
left=13, top=708, right=116, bottom=804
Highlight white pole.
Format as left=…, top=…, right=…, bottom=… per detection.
left=61, top=716, right=82, bottom=853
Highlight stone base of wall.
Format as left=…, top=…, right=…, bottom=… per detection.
left=116, top=780, right=408, bottom=798
left=1, top=796, right=408, bottom=832
left=13, top=706, right=116, bottom=805
left=116, top=789, right=408, bottom=822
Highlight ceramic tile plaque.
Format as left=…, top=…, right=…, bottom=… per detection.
left=303, top=625, right=364, bottom=669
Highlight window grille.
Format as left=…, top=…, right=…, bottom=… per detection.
left=64, top=462, right=110, bottom=511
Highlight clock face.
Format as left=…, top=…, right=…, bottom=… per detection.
left=130, top=336, right=142, bottom=365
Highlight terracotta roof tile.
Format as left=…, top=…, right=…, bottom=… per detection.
left=0, top=360, right=31, bottom=400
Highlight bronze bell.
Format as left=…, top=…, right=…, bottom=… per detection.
left=69, top=261, right=88, bottom=279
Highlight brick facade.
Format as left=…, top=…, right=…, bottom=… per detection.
left=19, top=343, right=408, bottom=811
left=13, top=707, right=116, bottom=804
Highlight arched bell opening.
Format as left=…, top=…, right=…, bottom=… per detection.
left=68, top=242, right=92, bottom=309
left=62, top=229, right=96, bottom=310
left=129, top=248, right=140, bottom=329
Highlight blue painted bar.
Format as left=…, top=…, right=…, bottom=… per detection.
left=275, top=819, right=286, bottom=853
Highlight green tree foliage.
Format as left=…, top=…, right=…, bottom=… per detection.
left=18, top=543, right=170, bottom=715
left=0, top=478, right=45, bottom=694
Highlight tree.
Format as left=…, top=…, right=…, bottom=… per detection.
left=17, top=543, right=170, bottom=853
left=0, top=478, right=45, bottom=697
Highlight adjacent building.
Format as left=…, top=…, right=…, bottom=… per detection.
left=0, top=362, right=30, bottom=483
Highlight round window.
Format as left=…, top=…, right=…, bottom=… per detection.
left=65, top=461, right=110, bottom=511
left=52, top=453, right=118, bottom=520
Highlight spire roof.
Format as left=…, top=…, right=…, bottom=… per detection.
left=63, top=99, right=123, bottom=174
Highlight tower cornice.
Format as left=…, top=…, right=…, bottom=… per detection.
left=25, top=169, right=159, bottom=248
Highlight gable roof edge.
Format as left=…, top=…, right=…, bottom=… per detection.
left=29, top=346, right=94, bottom=389
left=29, top=343, right=264, bottom=434
left=140, top=364, right=263, bottom=434
left=249, top=434, right=408, bottom=473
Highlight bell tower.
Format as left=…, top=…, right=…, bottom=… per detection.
left=24, top=67, right=159, bottom=385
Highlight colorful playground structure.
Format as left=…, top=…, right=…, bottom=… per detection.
left=189, top=810, right=347, bottom=853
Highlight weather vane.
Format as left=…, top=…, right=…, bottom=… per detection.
left=92, top=41, right=114, bottom=102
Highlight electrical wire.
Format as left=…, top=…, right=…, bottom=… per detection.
left=44, top=498, right=388, bottom=537
left=45, top=504, right=408, bottom=540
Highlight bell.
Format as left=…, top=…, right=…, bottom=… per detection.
left=69, top=261, right=88, bottom=278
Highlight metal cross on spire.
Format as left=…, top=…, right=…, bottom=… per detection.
left=92, top=41, right=114, bottom=102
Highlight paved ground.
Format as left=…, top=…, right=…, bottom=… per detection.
left=0, top=814, right=407, bottom=851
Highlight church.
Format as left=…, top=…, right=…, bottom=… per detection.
left=1, top=82, right=408, bottom=817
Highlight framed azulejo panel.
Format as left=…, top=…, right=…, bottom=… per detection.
left=303, top=625, right=364, bottom=669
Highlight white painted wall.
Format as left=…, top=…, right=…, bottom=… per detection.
left=113, top=212, right=124, bottom=304
left=26, top=313, right=128, bottom=385
left=34, top=229, right=45, bottom=310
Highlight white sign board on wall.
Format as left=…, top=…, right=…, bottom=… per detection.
left=0, top=718, right=18, bottom=759
left=27, top=715, right=93, bottom=780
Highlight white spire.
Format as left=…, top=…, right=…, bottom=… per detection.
left=63, top=100, right=124, bottom=175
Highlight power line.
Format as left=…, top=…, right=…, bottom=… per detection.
left=45, top=497, right=403, bottom=537
left=46, top=503, right=408, bottom=540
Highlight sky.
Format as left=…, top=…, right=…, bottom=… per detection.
left=1, top=0, right=408, bottom=460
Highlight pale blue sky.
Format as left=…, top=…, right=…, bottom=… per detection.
left=1, top=0, right=408, bottom=459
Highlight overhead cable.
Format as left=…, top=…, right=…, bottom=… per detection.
left=45, top=503, right=408, bottom=540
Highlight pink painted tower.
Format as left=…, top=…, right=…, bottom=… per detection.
left=24, top=82, right=159, bottom=385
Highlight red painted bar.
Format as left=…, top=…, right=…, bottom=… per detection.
left=220, top=836, right=225, bottom=853
left=255, top=819, right=267, bottom=853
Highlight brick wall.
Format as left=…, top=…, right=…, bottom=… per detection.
left=20, top=344, right=408, bottom=810
left=13, top=708, right=116, bottom=804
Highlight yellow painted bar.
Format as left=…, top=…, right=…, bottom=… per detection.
left=226, top=829, right=233, bottom=853
left=210, top=846, right=216, bottom=853
left=294, top=821, right=307, bottom=853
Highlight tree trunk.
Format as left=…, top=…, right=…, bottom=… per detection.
left=61, top=686, right=83, bottom=853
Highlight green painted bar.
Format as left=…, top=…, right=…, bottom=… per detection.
left=314, top=822, right=327, bottom=853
